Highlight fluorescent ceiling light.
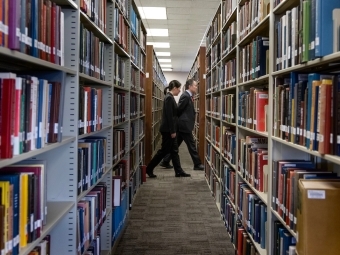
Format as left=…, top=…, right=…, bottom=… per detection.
left=138, top=7, right=167, bottom=19
left=147, top=42, right=170, bottom=48
left=162, top=69, right=172, bottom=71
left=156, top=52, right=171, bottom=56
left=147, top=29, right=169, bottom=37
left=160, top=64, right=172, bottom=67
left=158, top=59, right=171, bottom=63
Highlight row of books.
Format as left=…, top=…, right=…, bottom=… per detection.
left=222, top=162, right=236, bottom=204
left=78, top=137, right=107, bottom=195
left=140, top=97, right=145, bottom=116
left=140, top=54, right=145, bottom=73
left=130, top=6, right=140, bottom=38
left=238, top=88, right=269, bottom=132
left=28, top=236, right=50, bottom=255
left=0, top=0, right=64, bottom=65
left=114, top=53, right=126, bottom=87
left=0, top=72, right=64, bottom=159
left=222, top=126, right=236, bottom=165
left=206, top=54, right=212, bottom=73
left=222, top=0, right=237, bottom=26
left=221, top=58, right=237, bottom=88
left=130, top=122, right=137, bottom=146
left=238, top=0, right=270, bottom=41
left=211, top=67, right=220, bottom=92
left=273, top=221, right=296, bottom=255
left=113, top=160, right=128, bottom=198
left=209, top=97, right=221, bottom=118
left=222, top=94, right=236, bottom=123
left=114, top=8, right=128, bottom=52
left=275, top=1, right=340, bottom=71
left=80, top=0, right=107, bottom=34
left=139, top=118, right=144, bottom=138
left=0, top=160, right=47, bottom=254
left=273, top=73, right=340, bottom=155
left=113, top=92, right=126, bottom=125
left=239, top=36, right=269, bottom=83
left=238, top=136, right=268, bottom=193
left=206, top=12, right=221, bottom=48
left=222, top=21, right=237, bottom=57
left=116, top=0, right=129, bottom=18
left=131, top=38, right=139, bottom=67
left=211, top=122, right=220, bottom=149
left=79, top=24, right=106, bottom=81
left=78, top=87, right=103, bottom=135
left=238, top=183, right=267, bottom=249
left=77, top=182, right=107, bottom=255
left=130, top=94, right=138, bottom=119
left=140, top=73, right=145, bottom=92
left=211, top=42, right=221, bottom=67
left=131, top=67, right=138, bottom=90
left=113, top=129, right=126, bottom=164
left=128, top=165, right=143, bottom=209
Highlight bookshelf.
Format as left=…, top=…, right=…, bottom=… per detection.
left=188, top=46, right=207, bottom=163
left=145, top=45, right=167, bottom=164
left=0, top=0, right=146, bottom=254
left=200, top=0, right=340, bottom=254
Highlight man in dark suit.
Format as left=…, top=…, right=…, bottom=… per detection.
left=160, top=79, right=204, bottom=170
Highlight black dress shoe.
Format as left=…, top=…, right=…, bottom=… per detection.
left=159, top=161, right=173, bottom=169
left=175, top=171, right=191, bottom=177
left=146, top=170, right=157, bottom=178
left=193, top=164, right=204, bottom=170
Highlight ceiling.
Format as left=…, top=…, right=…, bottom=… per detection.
left=135, top=0, right=220, bottom=72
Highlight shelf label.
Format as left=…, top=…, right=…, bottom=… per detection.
left=308, top=190, right=325, bottom=199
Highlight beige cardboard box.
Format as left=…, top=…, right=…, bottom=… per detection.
left=296, top=180, right=340, bottom=255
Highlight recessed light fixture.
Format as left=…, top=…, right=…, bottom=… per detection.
left=162, top=68, right=172, bottom=71
left=147, top=42, right=170, bottom=48
left=156, top=52, right=171, bottom=56
left=158, top=59, right=171, bottom=63
left=137, top=7, right=167, bottom=19
left=160, top=64, right=172, bottom=67
left=146, top=29, right=169, bottom=37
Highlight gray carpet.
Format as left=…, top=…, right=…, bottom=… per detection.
left=115, top=145, right=235, bottom=255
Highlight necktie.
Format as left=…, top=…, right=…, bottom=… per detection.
left=191, top=96, right=194, bottom=102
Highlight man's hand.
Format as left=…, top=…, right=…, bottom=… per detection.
left=171, top=133, right=176, bottom=138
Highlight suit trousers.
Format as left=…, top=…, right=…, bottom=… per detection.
left=147, top=132, right=183, bottom=173
left=163, top=131, right=201, bottom=166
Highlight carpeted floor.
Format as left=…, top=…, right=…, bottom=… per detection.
left=115, top=145, right=235, bottom=255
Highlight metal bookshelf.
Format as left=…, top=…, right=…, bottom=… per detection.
left=0, top=0, right=146, bottom=254
left=193, top=0, right=340, bottom=254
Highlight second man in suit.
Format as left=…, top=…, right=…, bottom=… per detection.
left=160, top=79, right=204, bottom=170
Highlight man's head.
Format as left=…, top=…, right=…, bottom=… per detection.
left=185, top=79, right=198, bottom=95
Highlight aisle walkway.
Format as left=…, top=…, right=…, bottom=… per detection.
left=115, top=146, right=235, bottom=255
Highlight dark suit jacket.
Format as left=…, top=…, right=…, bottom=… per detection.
left=159, top=92, right=178, bottom=134
left=177, top=91, right=196, bottom=133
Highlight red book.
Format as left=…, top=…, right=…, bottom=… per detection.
left=50, top=3, right=56, bottom=63
left=255, top=91, right=268, bottom=132
left=0, top=78, right=15, bottom=159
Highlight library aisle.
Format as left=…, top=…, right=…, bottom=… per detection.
left=116, top=146, right=234, bottom=255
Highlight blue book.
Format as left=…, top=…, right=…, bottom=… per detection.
left=260, top=204, right=267, bottom=249
left=315, top=0, right=340, bottom=57
left=31, top=0, right=39, bottom=57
